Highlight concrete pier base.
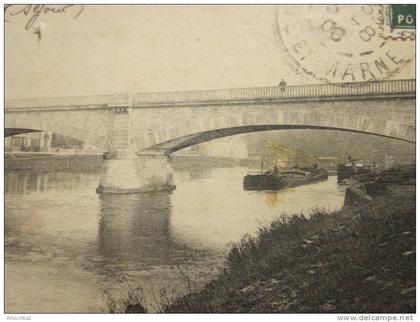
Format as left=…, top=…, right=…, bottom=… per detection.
left=96, top=106, right=175, bottom=194
left=97, top=154, right=175, bottom=194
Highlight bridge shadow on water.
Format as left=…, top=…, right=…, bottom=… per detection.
left=96, top=192, right=196, bottom=269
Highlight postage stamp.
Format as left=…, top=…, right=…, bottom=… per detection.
left=275, top=5, right=415, bottom=84
left=378, top=4, right=415, bottom=41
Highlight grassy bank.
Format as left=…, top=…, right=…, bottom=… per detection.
left=117, top=184, right=415, bottom=313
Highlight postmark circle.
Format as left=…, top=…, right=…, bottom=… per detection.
left=275, top=5, right=415, bottom=84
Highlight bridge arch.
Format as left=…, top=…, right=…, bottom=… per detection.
left=139, top=124, right=415, bottom=156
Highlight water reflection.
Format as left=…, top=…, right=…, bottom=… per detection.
left=97, top=192, right=180, bottom=266
left=5, top=171, right=86, bottom=194
left=171, top=169, right=346, bottom=249
left=5, top=159, right=346, bottom=313
left=6, top=171, right=41, bottom=193
left=264, top=191, right=284, bottom=208
left=188, top=167, right=212, bottom=180
left=94, top=191, right=222, bottom=308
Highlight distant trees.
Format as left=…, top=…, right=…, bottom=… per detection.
left=262, top=140, right=318, bottom=169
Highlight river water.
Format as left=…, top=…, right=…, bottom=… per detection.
left=5, top=158, right=347, bottom=313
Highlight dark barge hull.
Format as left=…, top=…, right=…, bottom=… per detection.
left=243, top=174, right=285, bottom=190
left=243, top=171, right=328, bottom=191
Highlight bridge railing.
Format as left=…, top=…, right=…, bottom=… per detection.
left=6, top=79, right=415, bottom=110
left=132, top=79, right=415, bottom=106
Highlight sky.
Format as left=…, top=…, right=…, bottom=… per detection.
left=5, top=5, right=415, bottom=99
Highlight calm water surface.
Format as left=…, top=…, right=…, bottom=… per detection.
left=5, top=159, right=346, bottom=312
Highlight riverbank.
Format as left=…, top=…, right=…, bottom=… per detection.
left=4, top=153, right=256, bottom=173
left=117, top=180, right=415, bottom=313
left=5, top=153, right=103, bottom=172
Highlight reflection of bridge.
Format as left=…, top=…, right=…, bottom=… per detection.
left=5, top=79, right=415, bottom=193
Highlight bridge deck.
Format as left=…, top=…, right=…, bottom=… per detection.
left=6, top=79, right=415, bottom=110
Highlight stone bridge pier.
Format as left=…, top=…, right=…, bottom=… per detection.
left=97, top=107, right=175, bottom=194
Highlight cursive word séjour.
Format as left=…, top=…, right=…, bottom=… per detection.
left=5, top=4, right=85, bottom=30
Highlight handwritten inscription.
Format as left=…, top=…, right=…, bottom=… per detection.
left=5, top=4, right=85, bottom=30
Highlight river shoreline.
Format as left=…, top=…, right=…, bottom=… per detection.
left=5, top=155, right=413, bottom=313
left=116, top=178, right=415, bottom=313
left=4, top=153, right=256, bottom=172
